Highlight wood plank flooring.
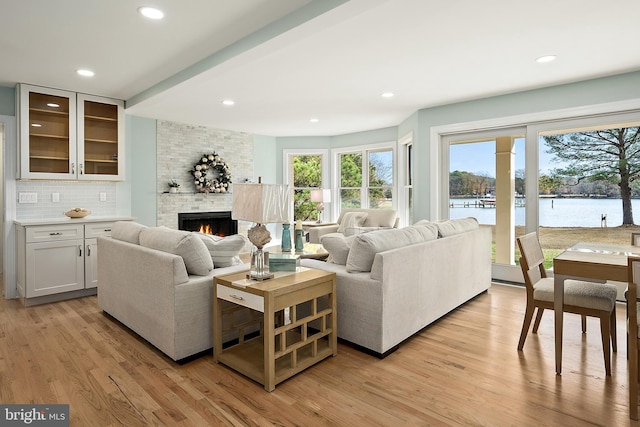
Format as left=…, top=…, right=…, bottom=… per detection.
left=0, top=284, right=636, bottom=426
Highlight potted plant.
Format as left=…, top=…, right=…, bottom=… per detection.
left=168, top=179, right=181, bottom=193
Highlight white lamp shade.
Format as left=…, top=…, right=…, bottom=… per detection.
left=232, top=183, right=290, bottom=224
left=310, top=189, right=331, bottom=203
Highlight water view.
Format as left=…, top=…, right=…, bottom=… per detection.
left=450, top=197, right=640, bottom=227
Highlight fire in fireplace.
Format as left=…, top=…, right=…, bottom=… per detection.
left=178, top=211, right=237, bottom=237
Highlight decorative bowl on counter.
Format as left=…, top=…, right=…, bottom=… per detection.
left=64, top=208, right=91, bottom=219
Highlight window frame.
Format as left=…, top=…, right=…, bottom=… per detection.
left=332, top=141, right=397, bottom=219
left=282, top=148, right=329, bottom=221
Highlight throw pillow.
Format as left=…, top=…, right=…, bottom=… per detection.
left=337, top=212, right=368, bottom=234
left=111, top=221, right=147, bottom=244
left=196, top=233, right=247, bottom=268
left=139, top=227, right=213, bottom=275
left=321, top=233, right=357, bottom=265
left=346, top=226, right=436, bottom=273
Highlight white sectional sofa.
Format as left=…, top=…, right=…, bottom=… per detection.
left=301, top=218, right=492, bottom=356
left=97, top=222, right=249, bottom=362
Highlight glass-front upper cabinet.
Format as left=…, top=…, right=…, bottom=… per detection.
left=17, top=84, right=125, bottom=181
left=18, top=84, right=77, bottom=179
left=77, top=93, right=124, bottom=180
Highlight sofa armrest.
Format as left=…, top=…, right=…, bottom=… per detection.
left=308, top=224, right=340, bottom=243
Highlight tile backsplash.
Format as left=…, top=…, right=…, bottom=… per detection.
left=15, top=181, right=117, bottom=220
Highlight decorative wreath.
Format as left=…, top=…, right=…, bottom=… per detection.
left=189, top=152, right=232, bottom=193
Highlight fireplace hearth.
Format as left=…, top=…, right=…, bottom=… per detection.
left=178, top=211, right=237, bottom=237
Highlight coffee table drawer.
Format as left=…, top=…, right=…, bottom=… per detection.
left=217, top=284, right=264, bottom=312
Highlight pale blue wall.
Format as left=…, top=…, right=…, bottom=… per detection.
left=126, top=115, right=157, bottom=225
left=0, top=86, right=16, bottom=116
left=331, top=126, right=397, bottom=148
left=0, top=86, right=15, bottom=116
left=253, top=135, right=277, bottom=184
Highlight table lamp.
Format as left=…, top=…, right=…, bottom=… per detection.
left=232, top=179, right=290, bottom=280
left=310, top=189, right=331, bottom=223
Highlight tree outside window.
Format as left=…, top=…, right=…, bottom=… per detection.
left=338, top=148, right=394, bottom=210
left=292, top=155, right=322, bottom=221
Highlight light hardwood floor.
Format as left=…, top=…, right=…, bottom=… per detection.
left=0, top=284, right=636, bottom=426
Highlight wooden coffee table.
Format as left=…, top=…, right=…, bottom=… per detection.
left=266, top=242, right=329, bottom=260
left=213, top=267, right=337, bottom=391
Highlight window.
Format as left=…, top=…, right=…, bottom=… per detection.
left=399, top=133, right=413, bottom=226
left=283, top=150, right=329, bottom=221
left=335, top=143, right=395, bottom=211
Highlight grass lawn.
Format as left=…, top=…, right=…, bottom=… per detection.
left=486, top=224, right=640, bottom=269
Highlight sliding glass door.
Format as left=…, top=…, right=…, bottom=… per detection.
left=444, top=128, right=525, bottom=281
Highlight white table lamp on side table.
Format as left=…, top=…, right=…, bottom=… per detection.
left=310, top=188, right=331, bottom=223
left=232, top=179, right=290, bottom=280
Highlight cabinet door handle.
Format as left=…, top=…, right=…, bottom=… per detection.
left=104, top=229, right=111, bottom=232
left=71, top=163, right=75, bottom=174
left=80, top=163, right=84, bottom=175
left=229, top=294, right=245, bottom=301
left=49, top=232, right=62, bottom=236
left=78, top=245, right=82, bottom=257
left=86, top=245, right=91, bottom=256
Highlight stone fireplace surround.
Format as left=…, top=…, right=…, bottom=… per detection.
left=156, top=120, right=253, bottom=240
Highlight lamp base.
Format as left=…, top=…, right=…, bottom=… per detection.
left=248, top=246, right=273, bottom=281
left=246, top=272, right=275, bottom=281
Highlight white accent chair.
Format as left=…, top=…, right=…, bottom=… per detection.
left=307, top=208, right=399, bottom=244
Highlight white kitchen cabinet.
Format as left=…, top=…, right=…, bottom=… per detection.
left=16, top=220, right=122, bottom=305
left=17, top=84, right=125, bottom=181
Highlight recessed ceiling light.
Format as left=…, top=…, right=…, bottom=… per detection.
left=309, top=118, right=319, bottom=123
left=536, top=55, right=557, bottom=63
left=222, top=100, right=235, bottom=106
left=47, top=103, right=59, bottom=108
left=31, top=123, right=42, bottom=127
left=138, top=6, right=164, bottom=20
left=76, top=69, right=95, bottom=77
left=381, top=92, right=394, bottom=98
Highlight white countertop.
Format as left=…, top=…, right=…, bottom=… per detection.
left=14, top=216, right=135, bottom=226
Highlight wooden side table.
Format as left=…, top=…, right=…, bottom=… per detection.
left=213, top=268, right=337, bottom=391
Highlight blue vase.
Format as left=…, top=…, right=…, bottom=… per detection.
left=281, top=224, right=292, bottom=252
left=295, top=229, right=305, bottom=252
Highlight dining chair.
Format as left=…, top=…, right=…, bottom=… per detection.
left=516, top=232, right=618, bottom=375
left=632, top=233, right=640, bottom=246
left=627, top=256, right=640, bottom=420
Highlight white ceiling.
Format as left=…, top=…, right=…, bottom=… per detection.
left=2, top=0, right=640, bottom=137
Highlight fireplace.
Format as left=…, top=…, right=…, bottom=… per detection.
left=178, top=211, right=237, bottom=237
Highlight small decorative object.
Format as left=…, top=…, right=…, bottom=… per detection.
left=64, top=207, right=91, bottom=218
left=269, top=253, right=300, bottom=272
left=295, top=220, right=305, bottom=252
left=281, top=223, right=292, bottom=252
left=168, top=179, right=180, bottom=193
left=189, top=152, right=232, bottom=194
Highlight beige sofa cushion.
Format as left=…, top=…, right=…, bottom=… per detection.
left=111, top=221, right=147, bottom=244
left=338, top=208, right=397, bottom=228
left=346, top=226, right=438, bottom=273
left=139, top=227, right=213, bottom=276
left=436, top=217, right=479, bottom=237
left=321, top=233, right=357, bottom=265
left=337, top=212, right=368, bottom=234
left=196, top=233, right=247, bottom=268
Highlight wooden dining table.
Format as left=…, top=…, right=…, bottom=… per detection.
left=553, top=241, right=640, bottom=375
